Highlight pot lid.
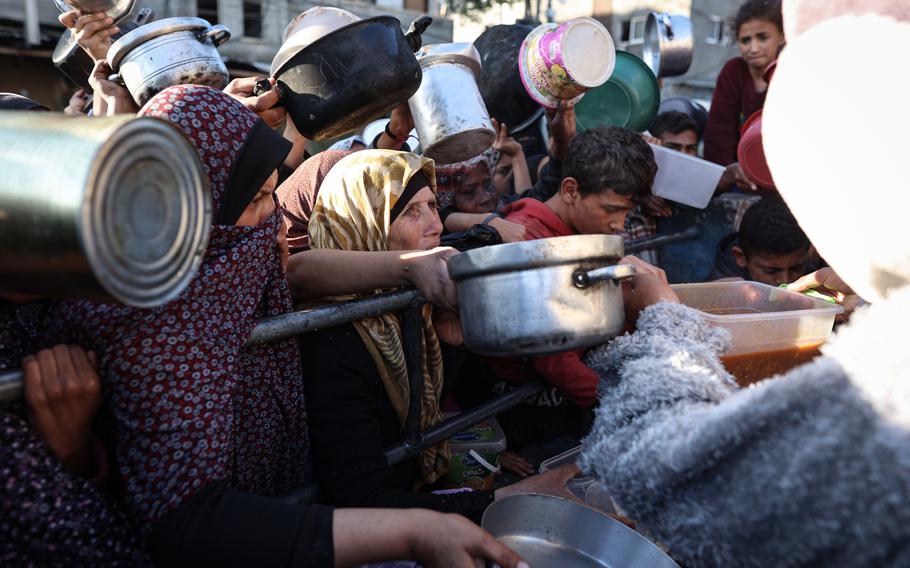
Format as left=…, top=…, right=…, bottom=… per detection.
left=109, top=17, right=216, bottom=70
left=448, top=234, right=624, bottom=281
left=416, top=42, right=482, bottom=78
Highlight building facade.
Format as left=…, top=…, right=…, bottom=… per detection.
left=0, top=0, right=451, bottom=108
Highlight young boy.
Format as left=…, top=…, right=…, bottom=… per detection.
left=463, top=127, right=656, bottom=460
left=649, top=110, right=701, bottom=156
left=710, top=196, right=812, bottom=286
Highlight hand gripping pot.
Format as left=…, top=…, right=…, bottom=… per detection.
left=0, top=113, right=211, bottom=307
left=448, top=235, right=635, bottom=356
left=108, top=17, right=231, bottom=107
left=409, top=43, right=495, bottom=164
left=54, top=0, right=136, bottom=22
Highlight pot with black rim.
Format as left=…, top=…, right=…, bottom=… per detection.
left=262, top=16, right=431, bottom=141
left=448, top=235, right=635, bottom=356
left=108, top=17, right=231, bottom=107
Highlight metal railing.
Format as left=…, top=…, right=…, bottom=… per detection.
left=0, top=228, right=701, bottom=463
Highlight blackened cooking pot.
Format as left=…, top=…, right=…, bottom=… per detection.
left=268, top=16, right=429, bottom=141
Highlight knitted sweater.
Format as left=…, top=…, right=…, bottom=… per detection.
left=579, top=291, right=910, bottom=567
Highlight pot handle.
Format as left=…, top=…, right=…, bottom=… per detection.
left=661, top=13, right=674, bottom=40
left=252, top=78, right=286, bottom=109
left=405, top=15, right=433, bottom=52
left=572, top=264, right=637, bottom=289
left=198, top=24, right=231, bottom=47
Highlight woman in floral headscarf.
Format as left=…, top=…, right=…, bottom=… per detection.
left=41, top=88, right=523, bottom=567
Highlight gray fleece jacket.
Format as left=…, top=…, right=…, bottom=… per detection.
left=579, top=288, right=910, bottom=567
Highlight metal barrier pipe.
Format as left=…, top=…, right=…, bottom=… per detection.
left=384, top=380, right=548, bottom=466
left=402, top=304, right=426, bottom=440
left=0, top=288, right=423, bottom=403
left=626, top=226, right=701, bottom=254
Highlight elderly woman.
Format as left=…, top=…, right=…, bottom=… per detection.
left=302, top=150, right=578, bottom=523
left=40, top=87, right=522, bottom=568
left=579, top=3, right=910, bottom=566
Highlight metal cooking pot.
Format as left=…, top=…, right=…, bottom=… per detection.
left=54, top=0, right=136, bottom=22
left=448, top=235, right=634, bottom=356
left=0, top=112, right=211, bottom=307
left=409, top=43, right=495, bottom=164
left=483, top=494, right=679, bottom=568
left=262, top=16, right=430, bottom=141
left=108, top=17, right=231, bottom=107
left=53, top=7, right=153, bottom=91
left=642, top=13, right=693, bottom=78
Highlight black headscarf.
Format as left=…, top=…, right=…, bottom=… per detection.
left=0, top=93, right=49, bottom=111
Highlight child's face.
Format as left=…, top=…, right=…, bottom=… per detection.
left=737, top=19, right=786, bottom=72
left=734, top=246, right=810, bottom=286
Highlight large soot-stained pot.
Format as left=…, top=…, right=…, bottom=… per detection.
left=271, top=16, right=428, bottom=141
left=0, top=112, right=211, bottom=307
left=448, top=235, right=635, bottom=356
left=108, top=17, right=231, bottom=107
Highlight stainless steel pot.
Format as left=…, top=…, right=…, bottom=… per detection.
left=108, top=17, right=230, bottom=107
left=447, top=235, right=634, bottom=356
left=0, top=112, right=211, bottom=307
left=483, top=494, right=679, bottom=568
left=54, top=0, right=136, bottom=22
left=642, top=13, right=693, bottom=78
left=409, top=43, right=495, bottom=164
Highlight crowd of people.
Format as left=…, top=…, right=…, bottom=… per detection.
left=2, top=0, right=909, bottom=566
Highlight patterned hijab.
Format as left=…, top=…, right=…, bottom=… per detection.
left=434, top=147, right=499, bottom=209
left=309, top=150, right=450, bottom=484
left=0, top=302, right=149, bottom=565
left=41, top=86, right=311, bottom=527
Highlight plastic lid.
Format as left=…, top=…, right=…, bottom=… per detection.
left=445, top=415, right=507, bottom=453
left=560, top=17, right=615, bottom=88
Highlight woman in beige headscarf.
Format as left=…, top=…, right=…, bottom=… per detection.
left=301, top=150, right=498, bottom=522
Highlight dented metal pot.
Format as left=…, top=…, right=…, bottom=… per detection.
left=108, top=17, right=231, bottom=106
left=448, top=235, right=635, bottom=356
left=408, top=42, right=495, bottom=164
left=0, top=113, right=211, bottom=307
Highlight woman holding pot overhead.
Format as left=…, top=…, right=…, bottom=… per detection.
left=40, top=86, right=524, bottom=568
left=704, top=0, right=785, bottom=191
left=301, top=150, right=581, bottom=523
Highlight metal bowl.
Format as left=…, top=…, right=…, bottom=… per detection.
left=575, top=51, right=660, bottom=133
left=483, top=494, right=679, bottom=568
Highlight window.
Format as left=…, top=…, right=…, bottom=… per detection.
left=705, top=14, right=726, bottom=45
left=196, top=0, right=218, bottom=23
left=243, top=1, right=262, bottom=38
left=627, top=15, right=647, bottom=45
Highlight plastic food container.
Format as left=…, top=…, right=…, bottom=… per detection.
left=443, top=415, right=507, bottom=490
left=672, top=281, right=844, bottom=384
left=649, top=143, right=724, bottom=209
